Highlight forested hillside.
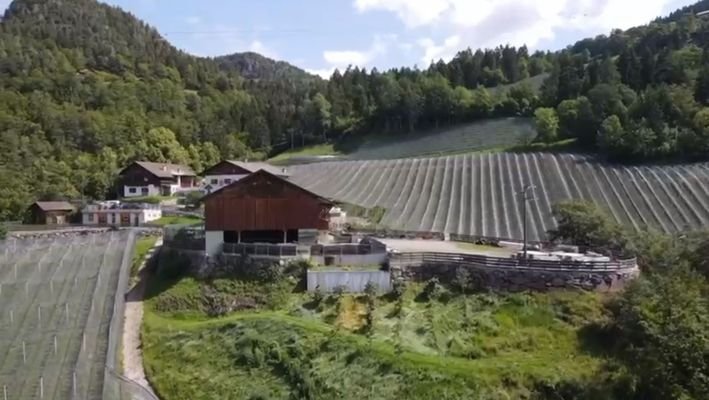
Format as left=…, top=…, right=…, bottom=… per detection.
left=536, top=0, right=709, bottom=161
left=216, top=52, right=318, bottom=82
left=1, top=0, right=709, bottom=221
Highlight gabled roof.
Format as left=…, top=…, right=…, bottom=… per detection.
left=132, top=161, right=196, bottom=178
left=33, top=201, right=75, bottom=212
left=201, top=160, right=289, bottom=177
left=201, top=169, right=332, bottom=205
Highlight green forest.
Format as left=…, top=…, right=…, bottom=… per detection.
left=2, top=0, right=709, bottom=220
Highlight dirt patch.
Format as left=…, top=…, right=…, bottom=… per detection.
left=335, top=296, right=367, bottom=331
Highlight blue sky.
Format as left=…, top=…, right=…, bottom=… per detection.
left=0, top=0, right=699, bottom=77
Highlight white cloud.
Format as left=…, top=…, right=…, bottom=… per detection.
left=249, top=40, right=278, bottom=59
left=305, top=67, right=337, bottom=79
left=185, top=16, right=202, bottom=25
left=418, top=35, right=460, bottom=65
left=324, top=50, right=370, bottom=65
left=354, top=0, right=451, bottom=28
left=320, top=34, right=396, bottom=70
left=355, top=0, right=681, bottom=54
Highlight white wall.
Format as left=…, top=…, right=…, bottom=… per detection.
left=307, top=270, right=391, bottom=292
left=205, top=230, right=224, bottom=257
left=202, top=174, right=248, bottom=193
left=124, top=185, right=159, bottom=197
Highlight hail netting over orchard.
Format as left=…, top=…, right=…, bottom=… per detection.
left=0, top=231, right=152, bottom=400
left=290, top=153, right=709, bottom=241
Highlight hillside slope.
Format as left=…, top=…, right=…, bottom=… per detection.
left=346, top=118, right=536, bottom=160
left=290, top=153, right=709, bottom=240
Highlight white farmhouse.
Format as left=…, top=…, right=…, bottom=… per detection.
left=200, top=160, right=289, bottom=193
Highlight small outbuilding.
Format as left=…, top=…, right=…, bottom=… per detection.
left=200, top=160, right=290, bottom=193
left=27, top=201, right=75, bottom=225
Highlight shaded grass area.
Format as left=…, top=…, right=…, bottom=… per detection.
left=130, top=236, right=158, bottom=277
left=268, top=143, right=341, bottom=163
left=143, top=271, right=615, bottom=399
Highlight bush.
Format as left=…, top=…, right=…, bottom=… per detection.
left=455, top=267, right=471, bottom=293
left=392, top=278, right=406, bottom=299
left=332, top=285, right=347, bottom=297
left=363, top=281, right=377, bottom=299
left=312, top=286, right=323, bottom=305
left=0, top=224, right=6, bottom=240
left=422, top=277, right=447, bottom=301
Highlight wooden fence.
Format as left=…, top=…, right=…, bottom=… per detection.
left=390, top=252, right=637, bottom=272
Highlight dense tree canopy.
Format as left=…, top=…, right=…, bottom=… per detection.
left=2, top=0, right=709, bottom=221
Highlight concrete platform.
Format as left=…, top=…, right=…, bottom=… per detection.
left=379, top=239, right=518, bottom=257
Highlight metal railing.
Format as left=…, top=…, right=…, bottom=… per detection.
left=223, top=243, right=298, bottom=257
left=311, top=243, right=386, bottom=256
left=390, top=252, right=637, bottom=272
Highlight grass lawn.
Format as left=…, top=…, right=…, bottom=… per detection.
left=269, top=143, right=341, bottom=163
left=142, top=269, right=617, bottom=400
left=149, top=215, right=202, bottom=227
left=121, top=195, right=174, bottom=204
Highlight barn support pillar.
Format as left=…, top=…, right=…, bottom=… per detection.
left=205, top=230, right=224, bottom=258
left=283, top=230, right=287, bottom=244
left=237, top=231, right=241, bottom=243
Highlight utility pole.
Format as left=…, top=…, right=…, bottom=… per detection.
left=519, top=184, right=536, bottom=260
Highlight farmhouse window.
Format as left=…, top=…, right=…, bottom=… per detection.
left=224, top=179, right=232, bottom=184
left=211, top=178, right=218, bottom=184
left=141, top=187, right=149, bottom=195
left=129, top=188, right=137, bottom=194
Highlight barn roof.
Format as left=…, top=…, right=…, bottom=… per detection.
left=201, top=160, right=289, bottom=177
left=202, top=169, right=331, bottom=204
left=33, top=201, right=75, bottom=212
left=133, top=161, right=196, bottom=178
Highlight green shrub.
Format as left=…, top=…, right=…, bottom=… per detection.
left=422, top=277, right=447, bottom=301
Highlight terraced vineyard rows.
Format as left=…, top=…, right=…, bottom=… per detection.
left=0, top=232, right=134, bottom=400
left=290, top=153, right=709, bottom=241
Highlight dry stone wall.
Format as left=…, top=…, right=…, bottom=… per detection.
left=391, top=263, right=639, bottom=292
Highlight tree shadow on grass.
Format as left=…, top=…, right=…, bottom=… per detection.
left=576, top=321, right=617, bottom=358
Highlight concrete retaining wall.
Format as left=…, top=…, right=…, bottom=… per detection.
left=307, top=270, right=391, bottom=292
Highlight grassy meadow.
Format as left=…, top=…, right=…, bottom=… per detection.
left=141, top=268, right=619, bottom=400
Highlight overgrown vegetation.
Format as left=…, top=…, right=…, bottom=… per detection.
left=142, top=201, right=709, bottom=399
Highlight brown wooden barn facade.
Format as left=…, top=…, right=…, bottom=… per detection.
left=27, top=201, right=75, bottom=225
left=203, top=169, right=332, bottom=256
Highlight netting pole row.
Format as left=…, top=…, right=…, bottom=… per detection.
left=39, top=376, right=43, bottom=399
left=22, top=341, right=26, bottom=364
left=3, top=384, right=7, bottom=400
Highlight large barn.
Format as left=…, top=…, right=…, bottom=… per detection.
left=202, top=169, right=333, bottom=257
